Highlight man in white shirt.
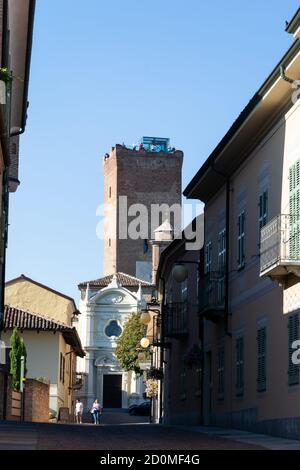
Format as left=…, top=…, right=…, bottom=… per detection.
left=75, top=399, right=84, bottom=424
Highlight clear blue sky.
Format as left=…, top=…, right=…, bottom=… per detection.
left=6, top=0, right=300, bottom=302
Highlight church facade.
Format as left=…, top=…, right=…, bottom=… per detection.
left=77, top=273, right=153, bottom=410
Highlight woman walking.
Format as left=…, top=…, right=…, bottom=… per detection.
left=91, top=399, right=102, bottom=424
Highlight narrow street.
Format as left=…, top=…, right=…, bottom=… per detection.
left=0, top=423, right=263, bottom=451
left=0, top=410, right=263, bottom=450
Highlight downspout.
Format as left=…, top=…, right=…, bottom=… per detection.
left=279, top=65, right=295, bottom=84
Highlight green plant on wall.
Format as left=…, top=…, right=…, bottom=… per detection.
left=115, top=313, right=146, bottom=375
left=9, top=328, right=27, bottom=391
left=0, top=67, right=12, bottom=84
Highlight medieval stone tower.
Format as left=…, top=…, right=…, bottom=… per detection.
left=102, top=138, right=183, bottom=281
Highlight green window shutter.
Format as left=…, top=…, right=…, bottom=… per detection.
left=288, top=314, right=299, bottom=385
left=238, top=212, right=245, bottom=267
left=257, top=327, right=266, bottom=392
left=289, top=160, right=300, bottom=260
left=259, top=190, right=268, bottom=230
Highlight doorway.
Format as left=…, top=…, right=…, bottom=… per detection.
left=103, top=374, right=122, bottom=408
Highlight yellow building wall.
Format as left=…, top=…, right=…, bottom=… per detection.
left=5, top=278, right=75, bottom=325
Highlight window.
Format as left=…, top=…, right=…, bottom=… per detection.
left=108, top=238, right=111, bottom=247
left=60, top=353, right=65, bottom=384
left=218, top=229, right=226, bottom=273
left=217, top=346, right=225, bottom=399
left=109, top=186, right=112, bottom=198
left=181, top=278, right=188, bottom=302
left=218, top=229, right=226, bottom=303
left=257, top=327, right=266, bottom=392
left=288, top=314, right=299, bottom=385
left=105, top=320, right=122, bottom=338
left=236, top=336, right=244, bottom=396
left=205, top=241, right=212, bottom=273
left=237, top=211, right=245, bottom=268
left=259, top=190, right=268, bottom=230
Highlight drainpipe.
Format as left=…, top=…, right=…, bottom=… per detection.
left=279, top=65, right=295, bottom=85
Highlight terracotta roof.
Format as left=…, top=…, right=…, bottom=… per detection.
left=78, top=272, right=154, bottom=289
left=3, top=305, right=85, bottom=357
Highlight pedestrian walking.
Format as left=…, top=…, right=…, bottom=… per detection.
left=90, top=399, right=102, bottom=424
left=75, top=399, right=84, bottom=424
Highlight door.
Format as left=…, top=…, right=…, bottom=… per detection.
left=203, top=351, right=212, bottom=425
left=103, top=374, right=122, bottom=408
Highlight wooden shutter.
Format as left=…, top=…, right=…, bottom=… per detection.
left=289, top=160, right=300, bottom=260
left=288, top=314, right=299, bottom=385
left=257, top=327, right=266, bottom=392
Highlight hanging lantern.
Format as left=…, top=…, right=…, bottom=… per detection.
left=140, top=337, right=150, bottom=349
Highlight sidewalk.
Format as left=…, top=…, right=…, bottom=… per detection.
left=174, top=425, right=300, bottom=450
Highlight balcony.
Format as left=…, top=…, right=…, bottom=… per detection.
left=70, top=372, right=84, bottom=390
left=199, top=271, right=225, bottom=322
left=260, top=214, right=300, bottom=281
left=164, top=302, right=188, bottom=338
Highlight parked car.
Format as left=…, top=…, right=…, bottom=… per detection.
left=129, top=401, right=151, bottom=416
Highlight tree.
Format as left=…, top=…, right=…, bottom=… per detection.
left=115, top=313, right=146, bottom=374
left=9, top=328, right=27, bottom=391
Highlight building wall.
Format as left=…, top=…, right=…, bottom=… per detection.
left=162, top=250, right=202, bottom=425
left=102, top=145, right=183, bottom=278
left=201, top=95, right=300, bottom=436
left=5, top=278, right=75, bottom=325
left=2, top=330, right=74, bottom=417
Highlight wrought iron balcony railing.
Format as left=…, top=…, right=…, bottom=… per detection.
left=164, top=301, right=188, bottom=338
left=260, top=214, right=300, bottom=279
left=199, top=271, right=225, bottom=321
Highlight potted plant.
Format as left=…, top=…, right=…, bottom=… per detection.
left=145, top=378, right=158, bottom=398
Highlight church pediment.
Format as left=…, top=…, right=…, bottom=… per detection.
left=89, top=285, right=139, bottom=306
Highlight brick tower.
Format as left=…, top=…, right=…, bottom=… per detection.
left=102, top=138, right=183, bottom=281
